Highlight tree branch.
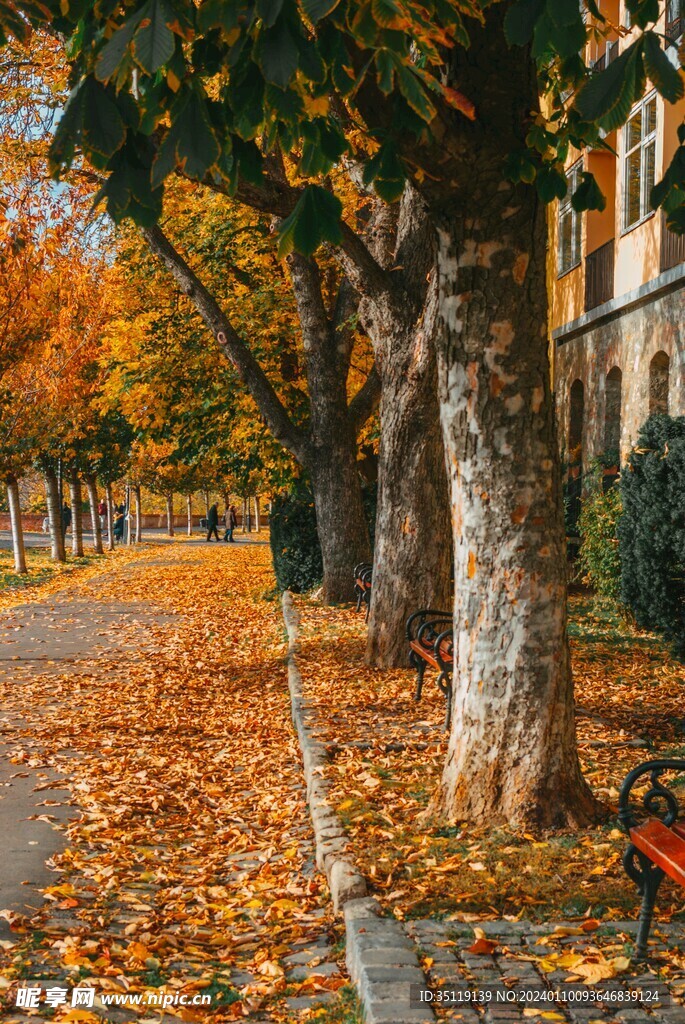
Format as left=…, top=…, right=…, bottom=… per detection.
left=348, top=363, right=381, bottom=436
left=141, top=223, right=310, bottom=466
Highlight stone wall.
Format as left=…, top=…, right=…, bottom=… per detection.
left=554, top=281, right=685, bottom=465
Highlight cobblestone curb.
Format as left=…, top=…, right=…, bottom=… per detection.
left=282, top=591, right=367, bottom=912
left=282, top=592, right=434, bottom=1023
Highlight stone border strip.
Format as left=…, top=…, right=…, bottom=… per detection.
left=282, top=592, right=434, bottom=1024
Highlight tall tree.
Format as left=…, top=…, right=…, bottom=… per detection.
left=6, top=0, right=684, bottom=823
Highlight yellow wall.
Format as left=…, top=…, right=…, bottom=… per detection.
left=549, top=1, right=685, bottom=336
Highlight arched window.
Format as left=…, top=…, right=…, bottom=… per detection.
left=604, top=367, right=622, bottom=455
left=649, top=351, right=670, bottom=415
left=569, top=379, right=584, bottom=461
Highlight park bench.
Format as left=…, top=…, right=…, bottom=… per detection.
left=406, top=609, right=454, bottom=730
left=354, top=562, right=372, bottom=620
left=619, top=758, right=685, bottom=959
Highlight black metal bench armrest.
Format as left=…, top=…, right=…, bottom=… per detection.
left=433, top=627, right=454, bottom=672
left=416, top=617, right=453, bottom=648
left=354, top=562, right=373, bottom=577
left=406, top=608, right=452, bottom=641
left=618, top=759, right=685, bottom=833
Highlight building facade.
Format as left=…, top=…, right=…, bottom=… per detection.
left=550, top=1, right=685, bottom=477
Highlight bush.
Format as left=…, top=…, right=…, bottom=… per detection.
left=619, top=414, right=685, bottom=657
left=269, top=479, right=378, bottom=593
left=578, top=481, right=622, bottom=600
left=269, top=483, right=323, bottom=593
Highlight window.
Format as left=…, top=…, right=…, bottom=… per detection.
left=649, top=351, right=670, bottom=415
left=666, top=0, right=683, bottom=42
left=623, top=93, right=657, bottom=231
left=558, top=162, right=582, bottom=275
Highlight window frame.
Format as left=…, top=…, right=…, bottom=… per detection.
left=621, top=91, right=657, bottom=234
left=557, top=160, right=583, bottom=278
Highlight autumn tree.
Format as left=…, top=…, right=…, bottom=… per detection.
left=6, top=0, right=685, bottom=824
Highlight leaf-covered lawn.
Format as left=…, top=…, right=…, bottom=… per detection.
left=0, top=543, right=349, bottom=1022
left=295, top=594, right=685, bottom=926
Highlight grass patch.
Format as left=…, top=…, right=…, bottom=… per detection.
left=307, top=984, right=363, bottom=1024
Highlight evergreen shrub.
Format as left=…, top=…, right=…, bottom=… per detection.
left=578, top=479, right=622, bottom=600
left=269, top=482, right=323, bottom=593
left=619, top=414, right=685, bottom=657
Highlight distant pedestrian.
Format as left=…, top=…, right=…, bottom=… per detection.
left=223, top=504, right=238, bottom=543
left=61, top=501, right=72, bottom=539
left=98, top=499, right=107, bottom=532
left=206, top=502, right=220, bottom=542
left=113, top=507, right=125, bottom=541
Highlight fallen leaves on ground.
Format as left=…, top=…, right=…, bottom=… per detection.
left=294, top=593, right=685, bottom=929
left=0, top=542, right=346, bottom=1021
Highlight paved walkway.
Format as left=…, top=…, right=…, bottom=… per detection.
left=0, top=544, right=346, bottom=1022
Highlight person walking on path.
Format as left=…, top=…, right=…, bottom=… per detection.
left=223, top=504, right=238, bottom=543
left=61, top=501, right=72, bottom=541
left=98, top=499, right=107, bottom=534
left=206, top=502, right=220, bottom=542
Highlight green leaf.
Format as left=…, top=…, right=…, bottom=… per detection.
left=503, top=0, right=545, bottom=46
left=49, top=81, right=86, bottom=173
left=371, top=0, right=401, bottom=28
left=643, top=30, right=684, bottom=104
left=301, top=0, right=341, bottom=22
left=255, top=0, right=284, bottom=29
left=584, top=0, right=605, bottom=22
left=547, top=0, right=582, bottom=28
left=277, top=186, right=343, bottom=258
left=197, top=0, right=238, bottom=34
left=81, top=77, right=127, bottom=166
left=572, top=171, right=606, bottom=212
left=396, top=64, right=436, bottom=121
left=175, top=88, right=221, bottom=179
left=258, top=16, right=299, bottom=88
left=132, top=0, right=175, bottom=74
left=536, top=164, right=567, bottom=202
left=95, top=5, right=147, bottom=82
left=575, top=37, right=644, bottom=132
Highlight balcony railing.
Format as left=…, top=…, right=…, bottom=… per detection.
left=585, top=239, right=615, bottom=312
left=591, top=40, right=618, bottom=73
left=660, top=212, right=685, bottom=273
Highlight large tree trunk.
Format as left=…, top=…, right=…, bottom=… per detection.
left=134, top=485, right=142, bottom=542
left=105, top=482, right=115, bottom=551
left=84, top=474, right=104, bottom=554
left=6, top=475, right=27, bottom=574
left=69, top=470, right=84, bottom=557
left=44, top=468, right=66, bottom=563
left=166, top=494, right=175, bottom=537
left=426, top=11, right=599, bottom=828
left=344, top=188, right=451, bottom=663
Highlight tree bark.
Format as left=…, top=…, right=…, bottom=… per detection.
left=241, top=497, right=247, bottom=533
left=254, top=495, right=260, bottom=533
left=166, top=494, right=175, bottom=537
left=186, top=493, right=193, bottom=536
left=44, top=468, right=66, bottom=563
left=6, top=475, right=27, bottom=574
left=84, top=474, right=104, bottom=554
left=422, top=10, right=600, bottom=828
left=339, top=189, right=452, bottom=662
left=105, top=482, right=115, bottom=551
left=134, top=485, right=142, bottom=542
left=69, top=470, right=84, bottom=557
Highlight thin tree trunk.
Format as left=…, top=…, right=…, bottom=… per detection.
left=6, top=475, right=27, bottom=574
left=204, top=490, right=210, bottom=518
left=134, top=485, right=142, bottom=542
left=186, top=494, right=193, bottom=536
left=125, top=484, right=132, bottom=546
left=254, top=495, right=260, bottom=533
left=84, top=474, right=104, bottom=555
left=69, top=470, right=84, bottom=558
left=241, top=498, right=247, bottom=533
left=106, top=482, right=115, bottom=551
left=426, top=10, right=600, bottom=828
left=166, top=494, right=175, bottom=537
left=44, top=467, right=66, bottom=562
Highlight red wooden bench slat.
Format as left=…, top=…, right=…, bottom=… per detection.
left=672, top=822, right=685, bottom=841
left=630, top=818, right=685, bottom=885
left=409, top=639, right=439, bottom=671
